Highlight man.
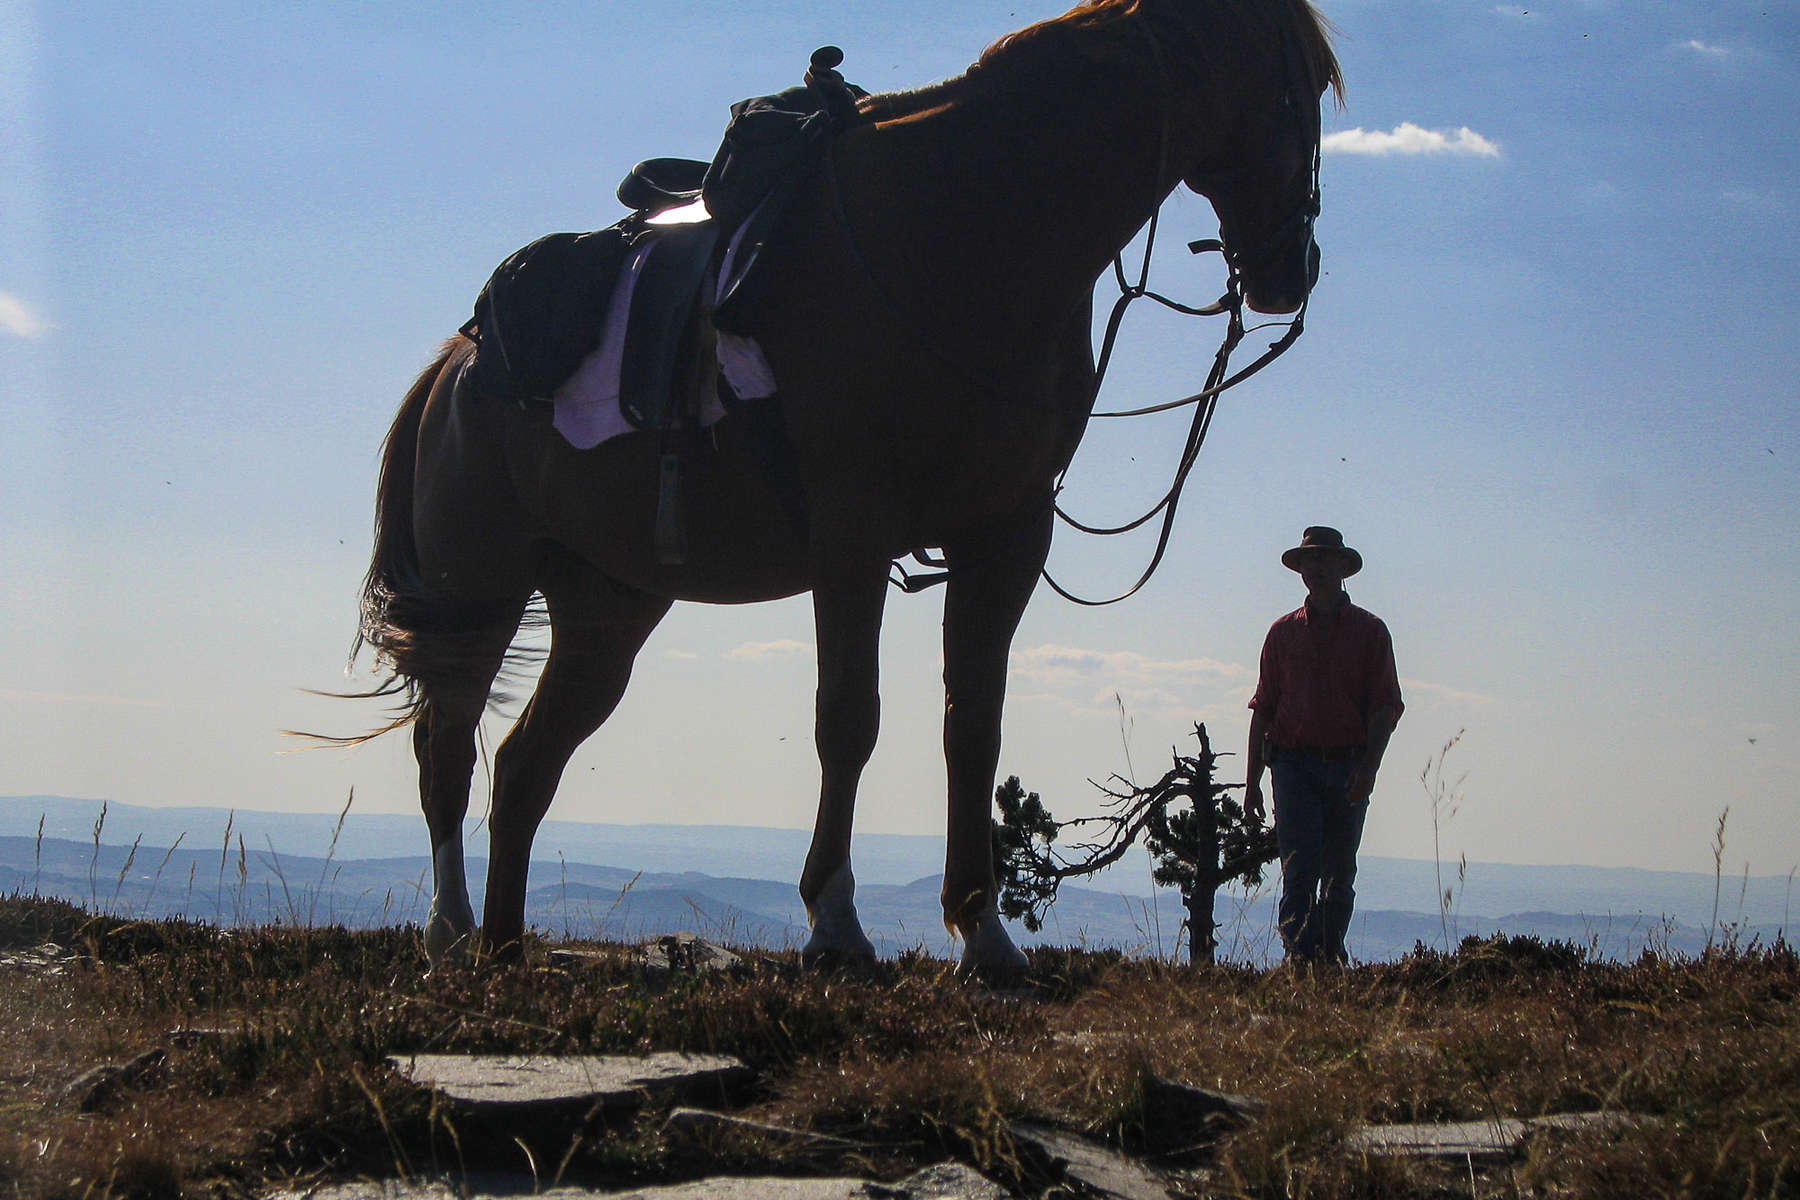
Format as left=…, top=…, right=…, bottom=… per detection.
left=1244, top=527, right=1403, bottom=965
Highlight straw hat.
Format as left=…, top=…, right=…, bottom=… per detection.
left=1281, top=526, right=1362, bottom=576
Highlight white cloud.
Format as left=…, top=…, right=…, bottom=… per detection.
left=725, top=638, right=814, bottom=662
left=1676, top=38, right=1731, bottom=58
left=1720, top=186, right=1776, bottom=210
left=1009, top=644, right=1252, bottom=689
left=1322, top=123, right=1502, bottom=159
left=0, top=291, right=51, bottom=339
left=1004, top=644, right=1252, bottom=724
left=1008, top=644, right=1496, bottom=728
left=1397, top=678, right=1497, bottom=708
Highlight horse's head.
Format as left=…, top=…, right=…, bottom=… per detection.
left=1166, top=0, right=1339, bottom=315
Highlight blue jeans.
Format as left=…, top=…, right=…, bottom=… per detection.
left=1272, top=752, right=1368, bottom=963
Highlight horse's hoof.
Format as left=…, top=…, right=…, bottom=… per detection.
left=799, top=942, right=879, bottom=973
left=801, top=863, right=877, bottom=968
left=954, top=910, right=1028, bottom=983
left=800, top=924, right=878, bottom=971
left=423, top=908, right=476, bottom=968
left=954, top=955, right=1032, bottom=988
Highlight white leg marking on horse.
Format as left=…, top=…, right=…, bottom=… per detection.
left=802, top=862, right=876, bottom=962
left=425, top=837, right=476, bottom=965
left=957, top=904, right=1028, bottom=977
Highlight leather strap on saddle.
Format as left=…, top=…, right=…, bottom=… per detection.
left=618, top=222, right=720, bottom=431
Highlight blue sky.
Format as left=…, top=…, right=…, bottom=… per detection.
left=2, top=0, right=1796, bottom=890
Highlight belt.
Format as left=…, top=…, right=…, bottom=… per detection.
left=1275, top=744, right=1365, bottom=763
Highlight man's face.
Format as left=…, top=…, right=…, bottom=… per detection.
left=1301, top=560, right=1346, bottom=597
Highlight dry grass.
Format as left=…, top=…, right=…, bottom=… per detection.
left=2, top=894, right=1796, bottom=1199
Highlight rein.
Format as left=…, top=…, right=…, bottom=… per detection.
left=1040, top=215, right=1311, bottom=607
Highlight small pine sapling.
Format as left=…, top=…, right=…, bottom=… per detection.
left=990, top=776, right=1060, bottom=931
left=1136, top=724, right=1279, bottom=963
left=992, top=724, right=1278, bottom=962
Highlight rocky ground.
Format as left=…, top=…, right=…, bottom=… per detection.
left=4, top=900, right=1795, bottom=1198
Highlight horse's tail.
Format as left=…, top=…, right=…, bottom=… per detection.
left=341, top=337, right=466, bottom=739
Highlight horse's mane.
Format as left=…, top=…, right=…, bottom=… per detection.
left=858, top=0, right=1341, bottom=123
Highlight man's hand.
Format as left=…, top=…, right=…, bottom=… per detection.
left=1244, top=780, right=1266, bottom=824
left=1347, top=767, right=1375, bottom=806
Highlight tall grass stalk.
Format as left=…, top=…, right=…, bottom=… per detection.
left=143, top=832, right=186, bottom=917
left=108, top=834, right=142, bottom=915
left=88, top=801, right=108, bottom=911
left=234, top=834, right=249, bottom=926
left=557, top=851, right=571, bottom=939
left=1737, top=862, right=1750, bottom=945
left=1707, top=806, right=1729, bottom=953
left=1786, top=864, right=1797, bottom=940
left=1420, top=731, right=1467, bottom=952
left=596, top=871, right=642, bottom=944
left=1111, top=691, right=1137, bottom=784
left=265, top=836, right=298, bottom=926
left=215, top=810, right=236, bottom=921
left=308, top=789, right=355, bottom=927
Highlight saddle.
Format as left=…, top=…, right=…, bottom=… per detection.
left=459, top=47, right=864, bottom=426
left=456, top=48, right=862, bottom=563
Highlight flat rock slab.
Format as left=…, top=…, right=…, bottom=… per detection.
left=1349, top=1111, right=1648, bottom=1162
left=1524, top=1110, right=1646, bottom=1137
left=1009, top=1122, right=1173, bottom=1199
left=387, top=1053, right=750, bottom=1116
left=267, top=1161, right=1007, bottom=1199
left=1348, top=1118, right=1527, bottom=1162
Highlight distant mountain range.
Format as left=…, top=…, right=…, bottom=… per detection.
left=4, top=795, right=1791, bottom=964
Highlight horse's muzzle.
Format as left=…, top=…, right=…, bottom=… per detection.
left=1245, top=240, right=1320, bottom=315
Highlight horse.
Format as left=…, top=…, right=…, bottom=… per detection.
left=353, top=0, right=1340, bottom=976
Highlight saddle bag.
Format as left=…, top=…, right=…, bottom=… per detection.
left=459, top=225, right=632, bottom=403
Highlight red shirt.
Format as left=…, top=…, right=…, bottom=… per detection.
left=1249, top=595, right=1403, bottom=750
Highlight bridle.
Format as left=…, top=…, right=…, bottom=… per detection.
left=1040, top=2, right=1325, bottom=606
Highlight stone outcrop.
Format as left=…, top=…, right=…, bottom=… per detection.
left=269, top=1160, right=1008, bottom=1199
left=386, top=1052, right=751, bottom=1119
left=1348, top=1111, right=1647, bottom=1162
left=1007, top=1123, right=1176, bottom=1200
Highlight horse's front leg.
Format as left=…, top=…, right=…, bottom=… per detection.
left=942, top=502, right=1053, bottom=978
left=798, top=555, right=889, bottom=965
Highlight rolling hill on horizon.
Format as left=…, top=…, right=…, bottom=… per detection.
left=5, top=795, right=1791, bottom=964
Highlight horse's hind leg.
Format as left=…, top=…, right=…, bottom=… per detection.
left=415, top=612, right=528, bottom=964
left=482, top=550, right=671, bottom=956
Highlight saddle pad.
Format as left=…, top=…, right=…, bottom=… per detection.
left=551, top=216, right=777, bottom=452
